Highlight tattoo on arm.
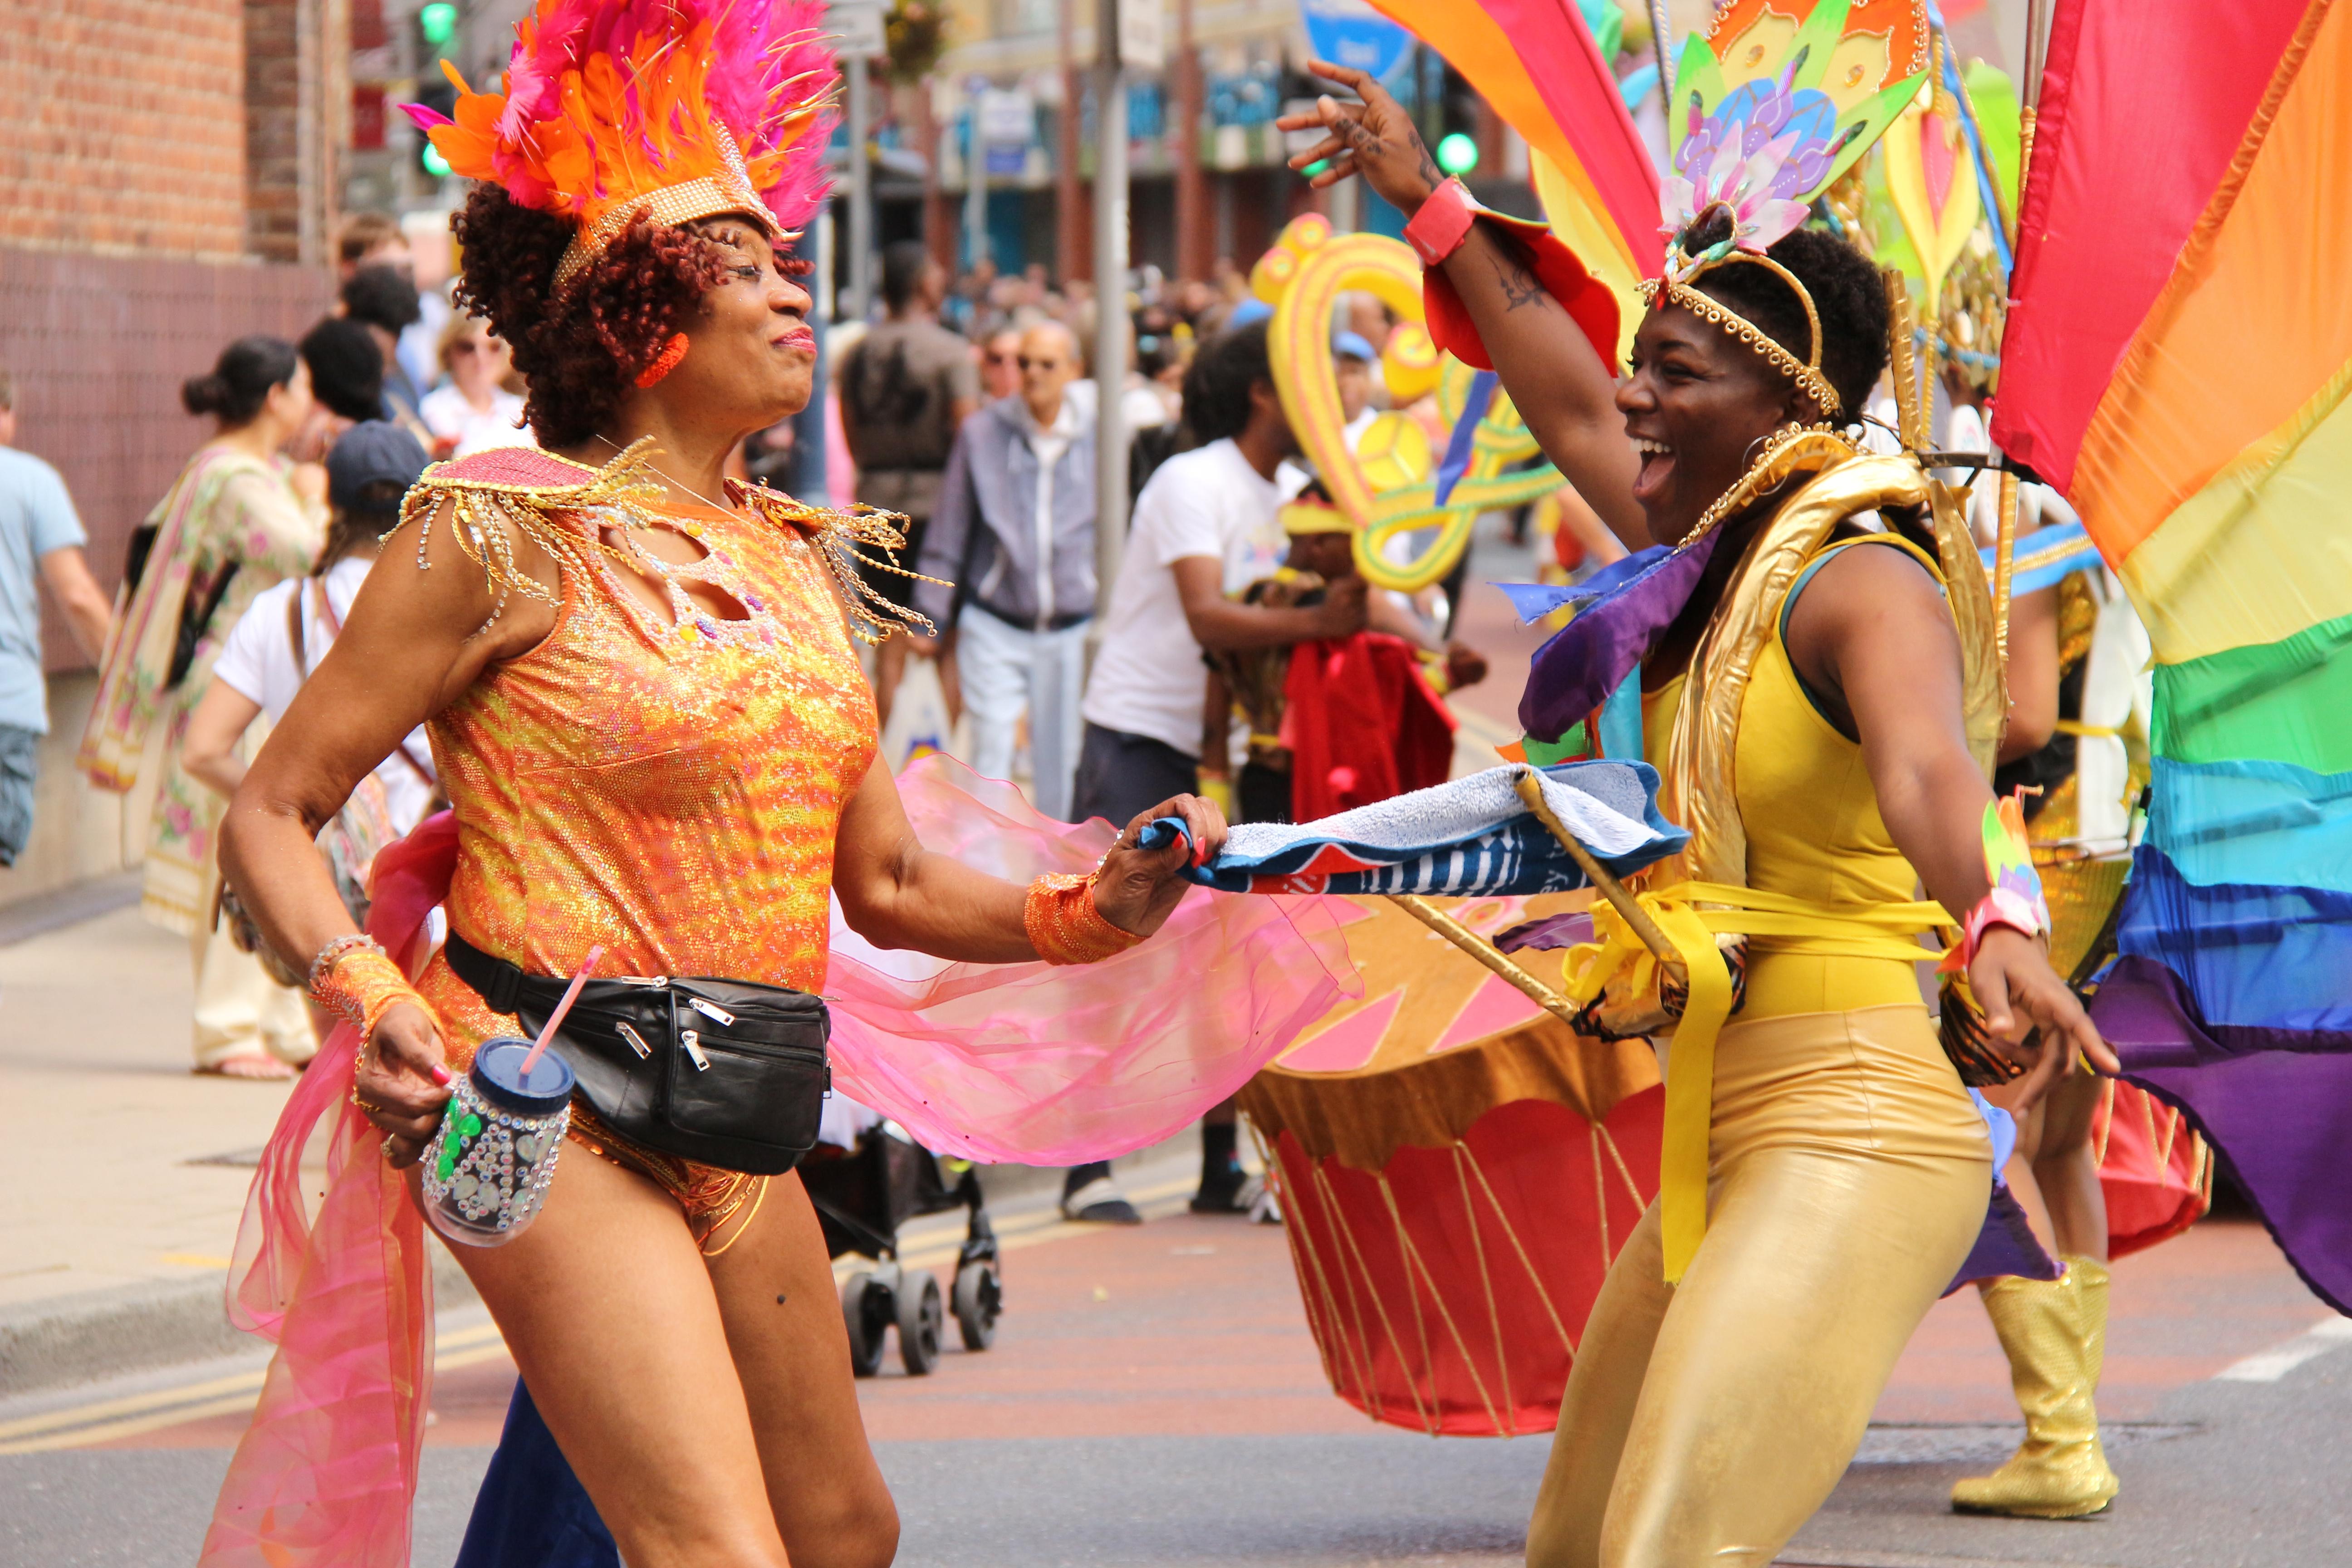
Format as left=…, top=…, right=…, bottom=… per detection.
left=1487, top=240, right=1558, bottom=314
left=1415, top=143, right=1442, bottom=189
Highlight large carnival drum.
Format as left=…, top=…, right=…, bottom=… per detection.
left=2045, top=847, right=2212, bottom=1254
left=1240, top=893, right=1663, bottom=1437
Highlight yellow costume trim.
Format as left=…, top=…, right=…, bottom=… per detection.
left=397, top=440, right=937, bottom=645
left=1558, top=880, right=1956, bottom=1283
left=1638, top=251, right=1843, bottom=418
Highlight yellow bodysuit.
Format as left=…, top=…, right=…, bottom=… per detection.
left=408, top=446, right=880, bottom=1240
left=1529, top=531, right=1991, bottom=1567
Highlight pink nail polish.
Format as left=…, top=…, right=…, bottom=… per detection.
left=429, top=1064, right=453, bottom=1086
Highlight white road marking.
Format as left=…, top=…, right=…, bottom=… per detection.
left=2213, top=1314, right=2352, bottom=1383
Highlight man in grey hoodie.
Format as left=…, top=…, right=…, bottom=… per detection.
left=912, top=321, right=1096, bottom=822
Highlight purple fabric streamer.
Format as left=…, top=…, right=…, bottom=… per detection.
left=1945, top=1184, right=2066, bottom=1295
left=1519, top=529, right=1723, bottom=741
left=2094, top=957, right=2352, bottom=1314
left=1494, top=911, right=1597, bottom=952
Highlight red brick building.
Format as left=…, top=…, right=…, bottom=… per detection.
left=0, top=0, right=344, bottom=902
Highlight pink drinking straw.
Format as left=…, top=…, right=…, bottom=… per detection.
left=519, top=945, right=604, bottom=1075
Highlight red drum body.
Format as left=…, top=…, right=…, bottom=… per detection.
left=1241, top=895, right=1663, bottom=1437
left=2097, top=1078, right=2212, bottom=1258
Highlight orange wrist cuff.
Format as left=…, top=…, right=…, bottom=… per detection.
left=313, top=946, right=426, bottom=1038
left=1024, top=872, right=1146, bottom=966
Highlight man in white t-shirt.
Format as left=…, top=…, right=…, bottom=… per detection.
left=1077, top=321, right=1366, bottom=823
left=1065, top=320, right=1365, bottom=1223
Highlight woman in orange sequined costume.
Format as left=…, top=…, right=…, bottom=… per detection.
left=209, top=6, right=1224, bottom=1564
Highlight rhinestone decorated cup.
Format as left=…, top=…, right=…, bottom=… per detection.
left=420, top=1038, right=575, bottom=1247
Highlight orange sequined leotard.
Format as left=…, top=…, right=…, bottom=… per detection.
left=405, top=445, right=889, bottom=1242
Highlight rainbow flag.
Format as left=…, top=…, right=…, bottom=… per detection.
left=1993, top=0, right=2352, bottom=1310
left=1364, top=0, right=1660, bottom=353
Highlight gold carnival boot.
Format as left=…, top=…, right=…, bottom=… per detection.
left=1951, top=1257, right=2120, bottom=1517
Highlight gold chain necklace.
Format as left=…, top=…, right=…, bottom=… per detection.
left=1674, top=422, right=1845, bottom=551
left=593, top=434, right=737, bottom=524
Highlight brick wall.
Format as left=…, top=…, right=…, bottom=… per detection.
left=0, top=246, right=334, bottom=670
left=245, top=0, right=350, bottom=264
left=0, top=0, right=252, bottom=260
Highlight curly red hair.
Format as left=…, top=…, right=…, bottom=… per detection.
left=449, top=185, right=736, bottom=449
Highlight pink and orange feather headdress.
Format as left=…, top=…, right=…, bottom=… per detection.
left=406, top=0, right=839, bottom=289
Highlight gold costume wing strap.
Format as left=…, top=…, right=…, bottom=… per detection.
left=733, top=481, right=941, bottom=646
left=395, top=441, right=940, bottom=644
left=397, top=441, right=669, bottom=632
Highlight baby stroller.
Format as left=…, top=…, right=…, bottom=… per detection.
left=799, top=1098, right=1003, bottom=1377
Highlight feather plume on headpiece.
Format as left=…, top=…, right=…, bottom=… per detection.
left=405, top=0, right=839, bottom=288
left=1634, top=0, right=1930, bottom=418
left=1658, top=0, right=1927, bottom=279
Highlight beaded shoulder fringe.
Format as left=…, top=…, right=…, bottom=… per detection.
left=395, top=437, right=942, bottom=645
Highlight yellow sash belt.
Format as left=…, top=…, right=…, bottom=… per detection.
left=1559, top=881, right=1954, bottom=1284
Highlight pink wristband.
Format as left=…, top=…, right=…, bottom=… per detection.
left=1955, top=887, right=2048, bottom=970
left=1404, top=176, right=1479, bottom=268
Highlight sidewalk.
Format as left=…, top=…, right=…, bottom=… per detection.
left=0, top=895, right=1195, bottom=1397
left=0, top=902, right=308, bottom=1391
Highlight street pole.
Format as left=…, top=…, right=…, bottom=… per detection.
left=965, top=92, right=989, bottom=273
left=1092, top=0, right=1129, bottom=618
left=847, top=51, right=874, bottom=320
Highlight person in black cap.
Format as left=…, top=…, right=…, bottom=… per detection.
left=182, top=422, right=441, bottom=997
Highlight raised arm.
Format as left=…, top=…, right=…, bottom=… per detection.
left=1277, top=62, right=1645, bottom=547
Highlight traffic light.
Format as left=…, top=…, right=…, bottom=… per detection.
left=418, top=1, right=457, bottom=46
left=1436, top=132, right=1479, bottom=176
left=412, top=72, right=459, bottom=183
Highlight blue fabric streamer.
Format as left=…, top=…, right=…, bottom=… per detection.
left=1433, top=370, right=1497, bottom=508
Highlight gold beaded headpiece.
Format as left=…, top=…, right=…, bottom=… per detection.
left=1637, top=242, right=1842, bottom=417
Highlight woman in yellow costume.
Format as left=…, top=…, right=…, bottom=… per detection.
left=1280, top=15, right=2114, bottom=1563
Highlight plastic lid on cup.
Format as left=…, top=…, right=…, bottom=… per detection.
left=471, top=1038, right=578, bottom=1116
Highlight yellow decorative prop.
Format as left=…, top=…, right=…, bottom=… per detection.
left=1268, top=227, right=1567, bottom=594
left=1381, top=322, right=1443, bottom=404
left=1882, top=86, right=1981, bottom=319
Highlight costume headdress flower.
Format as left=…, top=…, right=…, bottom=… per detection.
left=1637, top=0, right=1931, bottom=417
left=406, top=0, right=840, bottom=289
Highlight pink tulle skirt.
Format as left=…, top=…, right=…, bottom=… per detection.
left=201, top=757, right=1354, bottom=1568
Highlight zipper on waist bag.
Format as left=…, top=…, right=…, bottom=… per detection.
left=615, top=1021, right=652, bottom=1060
left=689, top=997, right=736, bottom=1027
left=680, top=1029, right=711, bottom=1072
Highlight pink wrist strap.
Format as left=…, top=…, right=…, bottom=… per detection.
left=1404, top=176, right=1479, bottom=268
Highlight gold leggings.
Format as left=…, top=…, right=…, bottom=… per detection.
left=1527, top=1003, right=1990, bottom=1568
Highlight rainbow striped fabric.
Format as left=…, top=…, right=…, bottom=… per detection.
left=1993, top=0, right=2352, bottom=1310
left=1363, top=0, right=1660, bottom=357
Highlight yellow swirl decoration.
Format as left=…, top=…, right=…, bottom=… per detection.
left=1266, top=225, right=1568, bottom=594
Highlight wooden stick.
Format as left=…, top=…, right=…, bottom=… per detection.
left=1994, top=467, right=2020, bottom=671
left=1385, top=894, right=1584, bottom=1029
left=1511, top=769, right=1681, bottom=970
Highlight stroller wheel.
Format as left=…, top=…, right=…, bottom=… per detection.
left=952, top=1259, right=1001, bottom=1351
left=841, top=1272, right=889, bottom=1377
left=897, top=1272, right=944, bottom=1376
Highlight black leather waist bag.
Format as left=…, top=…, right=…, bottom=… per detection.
left=445, top=931, right=830, bottom=1176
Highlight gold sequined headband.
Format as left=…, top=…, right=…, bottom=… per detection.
left=1637, top=251, right=1842, bottom=419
